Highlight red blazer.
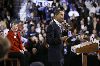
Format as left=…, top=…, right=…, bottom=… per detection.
left=7, top=30, right=23, bottom=52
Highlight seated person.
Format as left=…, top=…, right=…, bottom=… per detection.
left=7, top=22, right=30, bottom=66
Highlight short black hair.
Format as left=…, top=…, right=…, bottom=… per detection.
left=54, top=8, right=64, bottom=16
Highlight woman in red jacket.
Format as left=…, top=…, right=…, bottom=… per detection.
left=7, top=22, right=30, bottom=66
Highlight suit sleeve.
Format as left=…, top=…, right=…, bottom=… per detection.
left=46, top=25, right=61, bottom=45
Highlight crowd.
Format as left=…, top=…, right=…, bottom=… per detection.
left=0, top=0, right=100, bottom=66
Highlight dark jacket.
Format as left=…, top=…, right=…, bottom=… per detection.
left=46, top=21, right=63, bottom=62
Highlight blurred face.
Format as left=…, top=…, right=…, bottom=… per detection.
left=93, top=30, right=96, bottom=34
left=55, top=11, right=64, bottom=23
left=43, top=33, right=46, bottom=38
left=73, top=29, right=77, bottom=35
left=39, top=34, right=44, bottom=42
left=41, top=24, right=45, bottom=29
left=41, top=30, right=45, bottom=34
left=31, top=26, right=35, bottom=32
left=31, top=36, right=38, bottom=44
left=81, top=19, right=84, bottom=25
left=18, top=23, right=24, bottom=31
left=11, top=24, right=18, bottom=32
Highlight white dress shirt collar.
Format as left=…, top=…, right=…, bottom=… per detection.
left=54, top=19, right=62, bottom=27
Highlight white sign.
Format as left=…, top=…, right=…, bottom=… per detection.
left=31, top=0, right=53, bottom=7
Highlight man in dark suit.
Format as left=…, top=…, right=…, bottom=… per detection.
left=46, top=9, right=66, bottom=66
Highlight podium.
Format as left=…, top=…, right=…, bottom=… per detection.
left=71, top=42, right=98, bottom=66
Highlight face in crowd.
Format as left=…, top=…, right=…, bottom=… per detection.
left=11, top=22, right=24, bottom=32
left=54, top=10, right=65, bottom=23
left=11, top=23, right=18, bottom=32
left=18, top=22, right=24, bottom=31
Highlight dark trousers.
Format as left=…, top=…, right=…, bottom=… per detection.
left=48, top=62, right=63, bottom=66
left=8, top=51, right=30, bottom=66
left=48, top=59, right=64, bottom=66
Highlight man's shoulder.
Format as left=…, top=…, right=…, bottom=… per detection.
left=49, top=20, right=57, bottom=27
left=46, top=22, right=55, bottom=32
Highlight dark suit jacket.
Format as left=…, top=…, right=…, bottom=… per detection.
left=46, top=21, right=63, bottom=62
